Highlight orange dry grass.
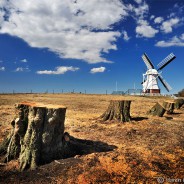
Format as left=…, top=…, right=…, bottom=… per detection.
left=0, top=94, right=184, bottom=183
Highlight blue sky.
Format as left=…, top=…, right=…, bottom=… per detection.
left=0, top=0, right=183, bottom=94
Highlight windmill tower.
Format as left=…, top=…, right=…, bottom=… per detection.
left=141, top=53, right=176, bottom=94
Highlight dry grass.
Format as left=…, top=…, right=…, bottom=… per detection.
left=0, top=94, right=184, bottom=183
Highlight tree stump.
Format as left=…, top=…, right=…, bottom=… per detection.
left=162, top=101, right=175, bottom=114
left=1, top=102, right=67, bottom=171
left=174, top=99, right=184, bottom=109
left=100, top=100, right=131, bottom=122
left=147, top=102, right=166, bottom=117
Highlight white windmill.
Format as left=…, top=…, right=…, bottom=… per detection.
left=141, top=53, right=176, bottom=94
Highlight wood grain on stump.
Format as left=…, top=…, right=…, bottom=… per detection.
left=147, top=102, right=166, bottom=117
left=174, top=99, right=184, bottom=109
left=2, top=102, right=67, bottom=171
left=162, top=101, right=175, bottom=114
left=100, top=100, right=131, bottom=122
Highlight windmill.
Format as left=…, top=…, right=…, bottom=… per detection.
left=141, top=53, right=176, bottom=94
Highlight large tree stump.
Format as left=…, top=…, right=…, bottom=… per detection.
left=1, top=102, right=67, bottom=171
left=100, top=100, right=131, bottom=122
left=162, top=101, right=175, bottom=114
left=147, top=102, right=166, bottom=117
left=174, top=99, right=184, bottom=109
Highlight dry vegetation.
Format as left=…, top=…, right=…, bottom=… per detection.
left=0, top=94, right=184, bottom=183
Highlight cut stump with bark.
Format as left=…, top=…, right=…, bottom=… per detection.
left=1, top=102, right=67, bottom=171
left=174, top=99, right=184, bottom=109
left=162, top=101, right=175, bottom=114
left=100, top=100, right=131, bottom=122
left=147, top=102, right=166, bottom=117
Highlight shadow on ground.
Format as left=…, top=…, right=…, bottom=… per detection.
left=131, top=117, right=148, bottom=121
left=0, top=134, right=117, bottom=182
left=62, top=133, right=117, bottom=159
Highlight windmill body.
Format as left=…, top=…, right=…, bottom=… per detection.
left=141, top=53, right=176, bottom=94
left=142, top=69, right=160, bottom=93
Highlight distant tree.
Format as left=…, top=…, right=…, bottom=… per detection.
left=178, top=89, right=184, bottom=97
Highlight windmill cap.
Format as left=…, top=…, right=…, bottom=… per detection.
left=146, top=69, right=158, bottom=75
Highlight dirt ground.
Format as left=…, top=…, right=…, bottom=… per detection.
left=0, top=94, right=184, bottom=184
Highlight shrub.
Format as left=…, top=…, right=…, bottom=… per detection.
left=178, top=89, right=184, bottom=97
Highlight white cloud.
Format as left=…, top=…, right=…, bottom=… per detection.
left=21, top=59, right=28, bottom=63
left=0, top=66, right=5, bottom=71
left=134, top=0, right=142, bottom=4
left=15, top=67, right=23, bottom=72
left=168, top=13, right=176, bottom=18
left=154, top=17, right=164, bottom=24
left=155, top=34, right=184, bottom=47
left=161, top=18, right=180, bottom=33
left=127, top=2, right=149, bottom=20
left=0, top=11, right=4, bottom=25
left=0, top=0, right=6, bottom=7
left=180, top=33, right=184, bottom=40
left=136, top=20, right=158, bottom=38
left=0, top=0, right=128, bottom=64
left=129, top=2, right=157, bottom=38
left=15, top=67, right=30, bottom=72
left=37, top=66, right=79, bottom=75
left=173, top=3, right=184, bottom=14
left=122, top=31, right=130, bottom=41
left=174, top=3, right=179, bottom=8
left=90, top=66, right=106, bottom=74
left=133, top=2, right=149, bottom=18
left=150, top=15, right=155, bottom=20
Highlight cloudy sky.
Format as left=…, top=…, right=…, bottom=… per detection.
left=0, top=0, right=183, bottom=94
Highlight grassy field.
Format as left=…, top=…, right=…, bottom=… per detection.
left=0, top=94, right=184, bottom=183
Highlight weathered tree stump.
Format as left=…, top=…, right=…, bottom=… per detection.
left=162, top=101, right=175, bottom=114
left=147, top=102, right=166, bottom=117
left=1, top=102, right=67, bottom=171
left=174, top=99, right=184, bottom=109
left=100, top=100, right=131, bottom=122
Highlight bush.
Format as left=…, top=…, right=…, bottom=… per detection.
left=178, top=89, right=184, bottom=97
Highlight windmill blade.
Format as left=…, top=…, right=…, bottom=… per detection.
left=141, top=53, right=154, bottom=69
left=157, top=53, right=176, bottom=70
left=158, top=74, right=172, bottom=92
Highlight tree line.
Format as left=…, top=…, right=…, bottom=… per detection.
left=178, top=89, right=184, bottom=97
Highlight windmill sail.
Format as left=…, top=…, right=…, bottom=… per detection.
left=157, top=53, right=176, bottom=70
left=142, top=53, right=154, bottom=69
left=158, top=74, right=172, bottom=92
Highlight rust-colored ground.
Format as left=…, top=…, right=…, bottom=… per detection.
left=0, top=94, right=184, bottom=184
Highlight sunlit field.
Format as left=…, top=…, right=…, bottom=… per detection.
left=0, top=94, right=184, bottom=183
